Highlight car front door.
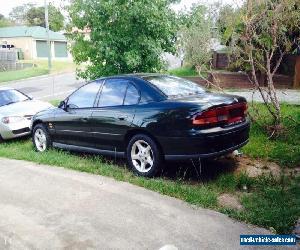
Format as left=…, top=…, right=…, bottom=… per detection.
left=53, top=80, right=102, bottom=147
left=90, top=79, right=140, bottom=151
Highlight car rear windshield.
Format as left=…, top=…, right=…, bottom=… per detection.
left=0, top=90, right=29, bottom=107
left=144, top=75, right=206, bottom=97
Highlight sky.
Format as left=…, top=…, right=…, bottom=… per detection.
left=1, top=0, right=243, bottom=17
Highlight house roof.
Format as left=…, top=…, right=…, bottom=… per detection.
left=0, top=26, right=66, bottom=41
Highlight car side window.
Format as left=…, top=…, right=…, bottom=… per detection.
left=67, top=81, right=101, bottom=108
left=124, top=83, right=140, bottom=105
left=98, top=79, right=128, bottom=107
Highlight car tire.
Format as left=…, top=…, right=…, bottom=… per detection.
left=0, top=135, right=3, bottom=143
left=32, top=124, right=52, bottom=152
left=127, top=134, right=163, bottom=177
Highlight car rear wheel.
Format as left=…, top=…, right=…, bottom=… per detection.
left=127, top=134, right=162, bottom=177
left=0, top=135, right=3, bottom=143
left=32, top=124, right=52, bottom=152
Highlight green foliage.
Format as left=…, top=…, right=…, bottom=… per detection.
left=0, top=14, right=14, bottom=28
left=178, top=5, right=212, bottom=72
left=25, top=5, right=64, bottom=31
left=216, top=5, right=240, bottom=45
left=9, top=3, right=35, bottom=25
left=230, top=0, right=300, bottom=73
left=8, top=3, right=64, bottom=31
left=225, top=0, right=300, bottom=126
left=0, top=19, right=13, bottom=28
left=68, top=0, right=178, bottom=79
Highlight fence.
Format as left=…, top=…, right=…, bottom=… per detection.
left=185, top=71, right=294, bottom=89
left=0, top=49, right=18, bottom=72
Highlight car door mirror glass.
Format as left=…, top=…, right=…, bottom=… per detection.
left=67, top=103, right=79, bottom=109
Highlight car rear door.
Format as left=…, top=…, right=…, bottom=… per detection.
left=90, top=79, right=140, bottom=151
left=53, top=80, right=102, bottom=147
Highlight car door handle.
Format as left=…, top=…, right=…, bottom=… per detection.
left=118, top=115, right=128, bottom=121
left=81, top=117, right=89, bottom=122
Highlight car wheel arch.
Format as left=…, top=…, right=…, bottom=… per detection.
left=32, top=120, right=43, bottom=129
left=124, top=129, right=164, bottom=155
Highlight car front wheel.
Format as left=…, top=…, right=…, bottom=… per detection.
left=32, top=124, right=52, bottom=152
left=127, top=134, right=162, bottom=177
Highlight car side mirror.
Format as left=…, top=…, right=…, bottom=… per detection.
left=58, top=100, right=67, bottom=110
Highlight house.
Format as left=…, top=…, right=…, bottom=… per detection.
left=0, top=26, right=71, bottom=60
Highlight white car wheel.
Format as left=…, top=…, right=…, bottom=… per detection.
left=127, top=134, right=162, bottom=177
left=131, top=140, right=154, bottom=173
left=33, top=127, right=49, bottom=152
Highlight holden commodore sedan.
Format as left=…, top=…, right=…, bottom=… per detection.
left=31, top=74, right=250, bottom=177
left=0, top=87, right=53, bottom=141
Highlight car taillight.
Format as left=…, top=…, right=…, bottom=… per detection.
left=193, top=102, right=247, bottom=126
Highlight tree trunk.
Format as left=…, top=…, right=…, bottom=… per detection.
left=294, top=56, right=300, bottom=89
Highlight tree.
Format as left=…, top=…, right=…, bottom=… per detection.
left=68, top=0, right=178, bottom=79
left=178, top=5, right=214, bottom=79
left=9, top=3, right=35, bottom=25
left=216, top=5, right=241, bottom=46
left=26, top=5, right=64, bottom=31
left=230, top=0, right=300, bottom=130
left=0, top=14, right=14, bottom=28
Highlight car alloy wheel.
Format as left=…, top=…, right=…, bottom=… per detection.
left=131, top=140, right=154, bottom=173
left=127, top=134, right=162, bottom=177
left=34, top=128, right=48, bottom=152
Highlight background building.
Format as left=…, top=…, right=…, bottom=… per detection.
left=0, top=26, right=71, bottom=60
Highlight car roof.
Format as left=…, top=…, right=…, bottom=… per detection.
left=125, top=73, right=167, bottom=78
left=102, top=73, right=168, bottom=80
left=0, top=86, right=14, bottom=91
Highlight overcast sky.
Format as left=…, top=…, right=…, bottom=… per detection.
left=1, top=0, right=243, bottom=17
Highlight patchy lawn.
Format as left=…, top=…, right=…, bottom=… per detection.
left=0, top=67, right=49, bottom=83
left=0, top=60, right=76, bottom=83
left=168, top=66, right=198, bottom=77
left=244, top=103, right=300, bottom=167
left=0, top=103, right=299, bottom=234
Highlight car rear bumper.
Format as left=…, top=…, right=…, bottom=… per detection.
left=158, top=121, right=250, bottom=160
left=164, top=139, right=249, bottom=160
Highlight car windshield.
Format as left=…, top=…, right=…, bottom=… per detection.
left=145, top=75, right=206, bottom=97
left=0, top=89, right=29, bottom=107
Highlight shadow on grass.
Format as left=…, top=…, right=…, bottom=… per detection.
left=98, top=154, right=238, bottom=183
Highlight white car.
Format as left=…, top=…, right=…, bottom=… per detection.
left=0, top=87, right=53, bottom=141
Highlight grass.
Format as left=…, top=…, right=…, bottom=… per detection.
left=0, top=60, right=76, bottom=83
left=30, top=60, right=77, bottom=74
left=0, top=67, right=49, bottom=83
left=168, top=66, right=198, bottom=77
left=243, top=103, right=300, bottom=167
left=0, top=103, right=299, bottom=234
